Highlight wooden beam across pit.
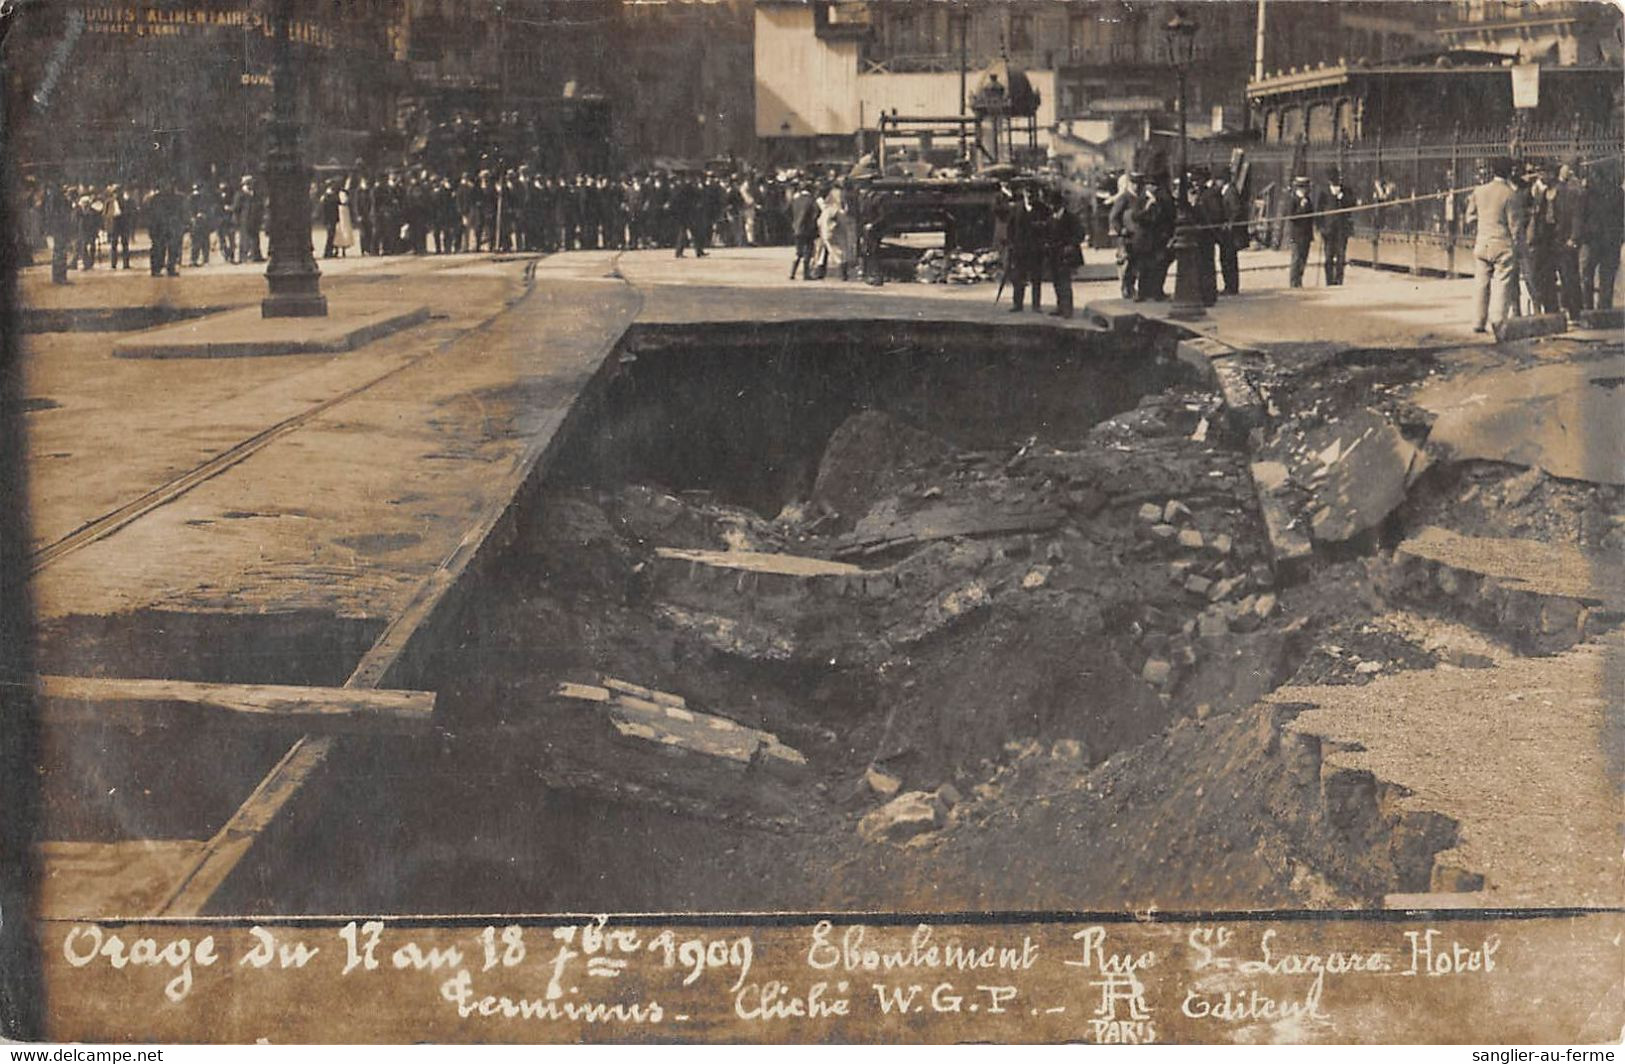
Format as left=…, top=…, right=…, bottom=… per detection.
left=35, top=675, right=435, bottom=734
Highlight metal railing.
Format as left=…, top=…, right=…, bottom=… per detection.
left=1193, top=118, right=1623, bottom=276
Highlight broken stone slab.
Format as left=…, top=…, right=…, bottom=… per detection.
left=1081, top=303, right=1142, bottom=333
left=1397, top=526, right=1625, bottom=611
left=811, top=411, right=956, bottom=530
left=1021, top=566, right=1051, bottom=590
left=1299, top=409, right=1428, bottom=544
left=1137, top=502, right=1164, bottom=523
left=1211, top=358, right=1268, bottom=433
left=1184, top=574, right=1213, bottom=596
left=1177, top=529, right=1205, bottom=550
left=865, top=766, right=903, bottom=797
left=858, top=790, right=945, bottom=844
left=1173, top=336, right=1233, bottom=382
left=555, top=680, right=807, bottom=777
left=1416, top=353, right=1625, bottom=486
left=1208, top=532, right=1233, bottom=556
left=1163, top=499, right=1194, bottom=524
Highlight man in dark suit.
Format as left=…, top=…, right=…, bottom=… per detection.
left=1286, top=175, right=1316, bottom=288
left=1135, top=176, right=1175, bottom=300
left=147, top=180, right=185, bottom=277
left=1191, top=166, right=1221, bottom=305
left=215, top=183, right=237, bottom=264
left=320, top=180, right=342, bottom=258
left=1005, top=182, right=1047, bottom=312
left=788, top=180, right=818, bottom=278
left=189, top=183, right=216, bottom=266
left=1579, top=165, right=1622, bottom=311
left=233, top=176, right=264, bottom=262
left=1217, top=167, right=1246, bottom=295
left=1315, top=169, right=1357, bottom=286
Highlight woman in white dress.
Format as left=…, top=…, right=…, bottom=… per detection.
left=334, top=179, right=357, bottom=257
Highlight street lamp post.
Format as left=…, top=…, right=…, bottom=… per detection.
left=1164, top=10, right=1205, bottom=322
left=261, top=0, right=327, bottom=318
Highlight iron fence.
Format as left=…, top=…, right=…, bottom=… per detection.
left=1193, top=119, right=1624, bottom=276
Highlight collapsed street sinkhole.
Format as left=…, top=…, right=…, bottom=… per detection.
left=211, top=320, right=1421, bottom=916
left=40, top=320, right=1541, bottom=917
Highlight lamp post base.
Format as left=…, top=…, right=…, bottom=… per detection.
left=261, top=293, right=329, bottom=318
left=1168, top=225, right=1207, bottom=322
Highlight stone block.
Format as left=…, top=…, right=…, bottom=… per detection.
left=858, top=791, right=945, bottom=844
left=1141, top=658, right=1174, bottom=686
left=1492, top=313, right=1567, bottom=343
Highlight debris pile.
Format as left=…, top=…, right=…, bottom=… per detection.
left=914, top=247, right=1002, bottom=284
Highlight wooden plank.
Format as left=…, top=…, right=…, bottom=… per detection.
left=37, top=675, right=435, bottom=734
left=653, top=547, right=863, bottom=577
left=835, top=504, right=1064, bottom=559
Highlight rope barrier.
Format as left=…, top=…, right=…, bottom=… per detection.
left=1159, top=149, right=1620, bottom=235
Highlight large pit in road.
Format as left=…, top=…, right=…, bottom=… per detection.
left=196, top=318, right=1392, bottom=916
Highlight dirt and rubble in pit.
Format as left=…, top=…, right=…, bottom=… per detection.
left=400, top=333, right=1450, bottom=913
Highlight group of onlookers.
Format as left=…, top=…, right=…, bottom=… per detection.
left=1466, top=156, right=1622, bottom=332
left=1103, top=166, right=1250, bottom=305
left=23, top=175, right=268, bottom=282
left=315, top=167, right=793, bottom=260
left=19, top=162, right=845, bottom=282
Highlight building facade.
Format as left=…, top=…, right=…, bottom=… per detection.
left=756, top=0, right=1447, bottom=167
left=4, top=0, right=407, bottom=184
left=1438, top=0, right=1623, bottom=65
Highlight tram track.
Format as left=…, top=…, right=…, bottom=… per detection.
left=27, top=256, right=542, bottom=576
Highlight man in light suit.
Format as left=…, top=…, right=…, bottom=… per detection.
left=1464, top=156, right=1521, bottom=334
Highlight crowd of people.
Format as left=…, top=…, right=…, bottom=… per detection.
left=23, top=147, right=1619, bottom=331
left=18, top=164, right=843, bottom=284
left=1466, top=156, right=1622, bottom=332
left=1099, top=165, right=1250, bottom=305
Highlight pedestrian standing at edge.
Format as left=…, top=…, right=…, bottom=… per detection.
left=1552, top=159, right=1585, bottom=322
left=1107, top=171, right=1139, bottom=300
left=1286, top=175, right=1315, bottom=288
left=1044, top=186, right=1083, bottom=319
left=1191, top=165, right=1220, bottom=306
left=1579, top=163, right=1622, bottom=311
left=1464, top=155, right=1519, bottom=334
left=1006, top=182, right=1046, bottom=313
left=1217, top=167, right=1245, bottom=295
left=1137, top=175, right=1175, bottom=301
left=788, top=179, right=819, bottom=280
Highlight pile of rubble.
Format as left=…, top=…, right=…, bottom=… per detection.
left=914, top=247, right=1002, bottom=284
